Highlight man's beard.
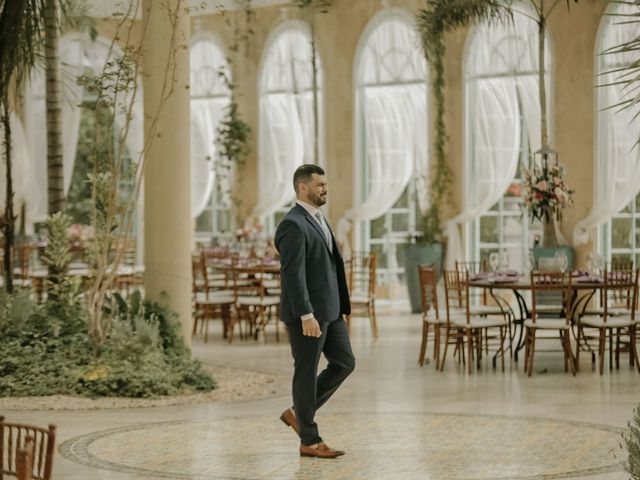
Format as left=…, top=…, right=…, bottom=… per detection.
left=308, top=192, right=327, bottom=207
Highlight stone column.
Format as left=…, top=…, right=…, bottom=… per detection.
left=142, top=0, right=192, bottom=344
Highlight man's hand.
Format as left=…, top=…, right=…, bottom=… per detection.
left=302, top=317, right=322, bottom=337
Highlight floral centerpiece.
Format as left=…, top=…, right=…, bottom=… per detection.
left=522, top=148, right=574, bottom=248
left=522, top=164, right=574, bottom=223
left=66, top=223, right=95, bottom=245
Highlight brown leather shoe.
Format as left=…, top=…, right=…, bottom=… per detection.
left=279, top=408, right=299, bottom=436
left=300, top=443, right=345, bottom=458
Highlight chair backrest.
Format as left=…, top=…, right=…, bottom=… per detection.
left=229, top=256, right=265, bottom=300
left=602, top=267, right=639, bottom=321
left=16, top=436, right=34, bottom=480
left=418, top=264, right=439, bottom=320
left=530, top=271, right=572, bottom=324
left=0, top=416, right=56, bottom=480
left=454, top=260, right=488, bottom=275
left=347, top=252, right=376, bottom=298
left=443, top=269, right=469, bottom=323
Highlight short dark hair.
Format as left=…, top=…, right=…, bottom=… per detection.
left=293, top=164, right=325, bottom=194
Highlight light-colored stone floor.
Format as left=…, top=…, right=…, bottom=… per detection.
left=6, top=307, right=638, bottom=480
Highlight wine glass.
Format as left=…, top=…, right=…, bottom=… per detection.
left=585, top=252, right=594, bottom=274
left=489, top=252, right=499, bottom=275
left=554, top=251, right=568, bottom=274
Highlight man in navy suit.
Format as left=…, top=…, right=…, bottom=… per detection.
left=275, top=164, right=355, bottom=459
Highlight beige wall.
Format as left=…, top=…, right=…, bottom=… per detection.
left=112, top=0, right=608, bottom=265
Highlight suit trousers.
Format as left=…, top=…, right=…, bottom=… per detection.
left=286, top=317, right=355, bottom=445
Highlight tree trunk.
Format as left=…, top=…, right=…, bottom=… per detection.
left=1, top=101, right=14, bottom=293
left=44, top=0, right=64, bottom=214
left=309, top=12, right=320, bottom=165
left=538, top=0, right=548, bottom=149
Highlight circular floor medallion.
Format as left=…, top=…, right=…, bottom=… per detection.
left=60, top=413, right=623, bottom=480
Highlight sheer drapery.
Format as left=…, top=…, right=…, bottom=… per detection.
left=446, top=78, right=520, bottom=266
left=251, top=21, right=321, bottom=223
left=190, top=38, right=230, bottom=218
left=573, top=3, right=640, bottom=245
left=449, top=1, right=552, bottom=266
left=26, top=35, right=143, bottom=224
left=336, top=83, right=427, bottom=255
left=250, top=94, right=304, bottom=219
left=0, top=113, right=39, bottom=225
left=336, top=11, right=428, bottom=256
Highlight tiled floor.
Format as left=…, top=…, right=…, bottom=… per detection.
left=7, top=308, right=638, bottom=480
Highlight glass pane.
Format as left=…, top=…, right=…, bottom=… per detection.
left=395, top=242, right=408, bottom=271
left=621, top=203, right=632, bottom=214
left=370, top=215, right=386, bottom=239
left=488, top=200, right=500, bottom=212
left=612, top=217, right=632, bottom=249
left=612, top=253, right=633, bottom=264
left=370, top=243, right=387, bottom=269
left=393, top=188, right=408, bottom=208
left=479, top=216, right=499, bottom=243
left=391, top=213, right=408, bottom=232
left=196, top=210, right=213, bottom=232
left=216, top=210, right=231, bottom=232
left=636, top=193, right=640, bottom=211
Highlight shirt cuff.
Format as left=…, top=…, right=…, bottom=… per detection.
left=300, top=313, right=314, bottom=321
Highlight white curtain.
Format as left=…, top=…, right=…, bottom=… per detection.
left=573, top=79, right=640, bottom=244
left=251, top=94, right=305, bottom=220
left=336, top=83, right=427, bottom=256
left=0, top=113, right=39, bottom=227
left=445, top=78, right=520, bottom=267
left=250, top=21, right=320, bottom=224
left=573, top=3, right=640, bottom=245
left=189, top=39, right=230, bottom=219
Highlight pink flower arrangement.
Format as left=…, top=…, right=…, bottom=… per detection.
left=66, top=224, right=95, bottom=243
left=522, top=165, right=574, bottom=223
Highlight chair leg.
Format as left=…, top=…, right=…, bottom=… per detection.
left=609, top=330, right=613, bottom=371
left=598, top=329, right=606, bottom=375
left=434, top=325, right=441, bottom=370
left=523, top=328, right=530, bottom=374
left=565, top=330, right=576, bottom=376
left=631, top=325, right=640, bottom=373
left=500, top=327, right=505, bottom=372
left=369, top=301, right=378, bottom=340
left=419, top=321, right=429, bottom=367
left=575, top=326, right=582, bottom=372
left=439, top=328, right=451, bottom=372
left=467, top=328, right=473, bottom=375
left=527, top=329, right=536, bottom=377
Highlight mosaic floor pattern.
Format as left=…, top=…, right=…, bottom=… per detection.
left=60, top=413, right=623, bottom=480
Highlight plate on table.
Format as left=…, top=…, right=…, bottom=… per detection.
left=576, top=276, right=600, bottom=283
left=489, top=276, right=514, bottom=284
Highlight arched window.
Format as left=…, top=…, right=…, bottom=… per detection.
left=590, top=3, right=640, bottom=265
left=463, top=1, right=552, bottom=271
left=254, top=20, right=323, bottom=231
left=351, top=9, right=428, bottom=298
left=190, top=37, right=232, bottom=240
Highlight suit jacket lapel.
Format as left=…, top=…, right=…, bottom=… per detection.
left=296, top=205, right=333, bottom=256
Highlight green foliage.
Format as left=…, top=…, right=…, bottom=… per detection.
left=624, top=404, right=640, bottom=479
left=0, top=290, right=215, bottom=398
left=416, top=1, right=512, bottom=243
left=42, top=212, right=84, bottom=318
left=216, top=78, right=252, bottom=170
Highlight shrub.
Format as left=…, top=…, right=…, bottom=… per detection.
left=0, top=289, right=215, bottom=398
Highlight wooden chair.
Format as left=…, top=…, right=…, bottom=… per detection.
left=0, top=416, right=56, bottom=480
left=345, top=252, right=378, bottom=340
left=229, top=257, right=280, bottom=343
left=441, top=270, right=508, bottom=373
left=418, top=264, right=445, bottom=368
left=191, top=252, right=234, bottom=342
left=578, top=267, right=640, bottom=374
left=16, top=436, right=35, bottom=480
left=525, top=272, right=576, bottom=377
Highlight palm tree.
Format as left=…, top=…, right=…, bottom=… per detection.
left=0, top=0, right=46, bottom=292
left=44, top=0, right=65, bottom=214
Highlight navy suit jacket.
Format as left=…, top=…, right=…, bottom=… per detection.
left=274, top=204, right=351, bottom=324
